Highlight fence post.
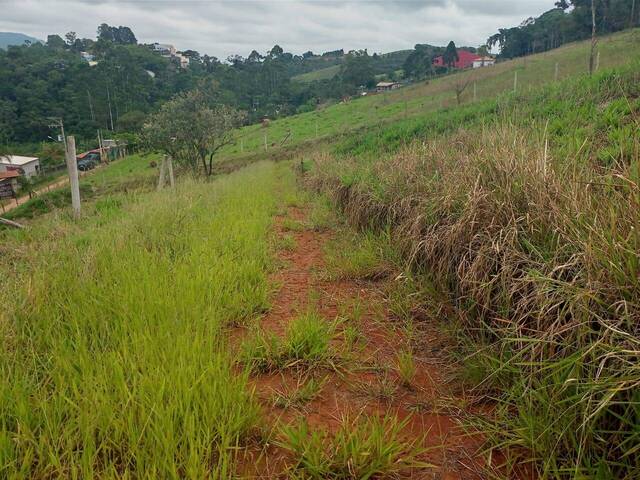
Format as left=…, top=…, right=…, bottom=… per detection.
left=513, top=71, right=518, bottom=93
left=157, top=155, right=167, bottom=191
left=554, top=62, right=559, bottom=81
left=65, top=135, right=81, bottom=218
left=167, top=156, right=175, bottom=188
left=264, top=134, right=268, bottom=152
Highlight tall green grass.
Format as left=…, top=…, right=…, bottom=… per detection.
left=0, top=162, right=292, bottom=478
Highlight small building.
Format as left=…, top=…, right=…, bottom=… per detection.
left=174, top=53, right=190, bottom=69
left=0, top=170, right=19, bottom=199
left=152, top=43, right=177, bottom=57
left=80, top=51, right=95, bottom=62
left=0, top=155, right=40, bottom=178
left=376, top=81, right=401, bottom=92
left=473, top=56, right=496, bottom=68
left=433, top=50, right=482, bottom=69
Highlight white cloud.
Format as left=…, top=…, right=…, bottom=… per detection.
left=0, top=0, right=554, bottom=58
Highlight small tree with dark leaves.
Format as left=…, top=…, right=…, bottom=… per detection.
left=143, top=90, right=245, bottom=176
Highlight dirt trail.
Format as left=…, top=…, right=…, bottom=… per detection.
left=235, top=205, right=495, bottom=479
left=0, top=177, right=68, bottom=213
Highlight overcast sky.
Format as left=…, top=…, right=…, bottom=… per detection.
left=0, top=0, right=554, bottom=58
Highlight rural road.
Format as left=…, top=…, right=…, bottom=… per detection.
left=0, top=176, right=69, bottom=214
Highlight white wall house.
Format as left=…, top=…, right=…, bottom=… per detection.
left=473, top=57, right=496, bottom=68
left=153, top=43, right=177, bottom=57
left=376, top=82, right=400, bottom=92
left=152, top=43, right=189, bottom=69
left=0, top=155, right=40, bottom=178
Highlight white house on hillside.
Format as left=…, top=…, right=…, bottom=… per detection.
left=0, top=155, right=41, bottom=178
left=473, top=57, right=496, bottom=68
left=153, top=43, right=177, bottom=57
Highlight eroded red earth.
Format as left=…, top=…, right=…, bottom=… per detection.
left=233, top=206, right=508, bottom=479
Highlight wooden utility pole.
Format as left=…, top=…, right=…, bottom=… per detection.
left=473, top=82, right=477, bottom=102
left=589, top=0, right=598, bottom=76
left=264, top=134, right=268, bottom=151
left=65, top=136, right=81, bottom=218
left=513, top=71, right=518, bottom=93
left=554, top=62, right=559, bottom=81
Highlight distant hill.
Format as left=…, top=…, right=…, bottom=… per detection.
left=0, top=32, right=42, bottom=49
left=292, top=49, right=413, bottom=83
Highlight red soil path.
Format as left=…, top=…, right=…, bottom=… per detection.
left=234, top=205, right=502, bottom=479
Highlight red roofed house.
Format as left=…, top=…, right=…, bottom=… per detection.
left=432, top=49, right=481, bottom=70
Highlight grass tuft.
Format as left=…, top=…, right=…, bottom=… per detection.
left=277, top=414, right=428, bottom=479
left=242, top=312, right=337, bottom=373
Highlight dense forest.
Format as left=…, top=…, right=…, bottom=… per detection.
left=0, top=24, right=400, bottom=147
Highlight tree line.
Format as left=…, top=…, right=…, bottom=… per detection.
left=0, top=24, right=406, bottom=151
left=488, top=0, right=638, bottom=59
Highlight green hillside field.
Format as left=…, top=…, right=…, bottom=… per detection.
left=291, top=63, right=341, bottom=82
left=219, top=28, right=640, bottom=164
left=2, top=26, right=640, bottom=479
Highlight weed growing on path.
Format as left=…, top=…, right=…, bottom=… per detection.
left=271, top=375, right=328, bottom=410
left=397, top=349, right=417, bottom=388
left=278, top=414, right=428, bottom=479
left=242, top=312, right=338, bottom=373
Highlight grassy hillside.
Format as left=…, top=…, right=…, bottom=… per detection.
left=292, top=64, right=341, bottom=82
left=292, top=49, right=412, bottom=83
left=2, top=25, right=640, bottom=479
left=220, top=28, right=640, bottom=163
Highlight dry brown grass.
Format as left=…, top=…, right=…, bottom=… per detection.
left=306, top=115, right=640, bottom=475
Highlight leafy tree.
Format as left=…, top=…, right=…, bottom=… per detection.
left=403, top=44, right=442, bottom=79
left=40, top=142, right=65, bottom=168
left=247, top=50, right=263, bottom=63
left=0, top=99, right=17, bottom=146
left=488, top=1, right=636, bottom=59
left=142, top=89, right=245, bottom=176
left=98, top=24, right=137, bottom=45
left=443, top=41, right=459, bottom=69
left=268, top=44, right=284, bottom=59
left=340, top=50, right=375, bottom=91
left=46, top=34, right=66, bottom=49
left=117, top=110, right=147, bottom=132
left=65, top=32, right=77, bottom=46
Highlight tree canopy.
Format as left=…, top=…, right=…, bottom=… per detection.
left=488, top=0, right=637, bottom=59
left=443, top=41, right=459, bottom=68
left=142, top=89, right=245, bottom=175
